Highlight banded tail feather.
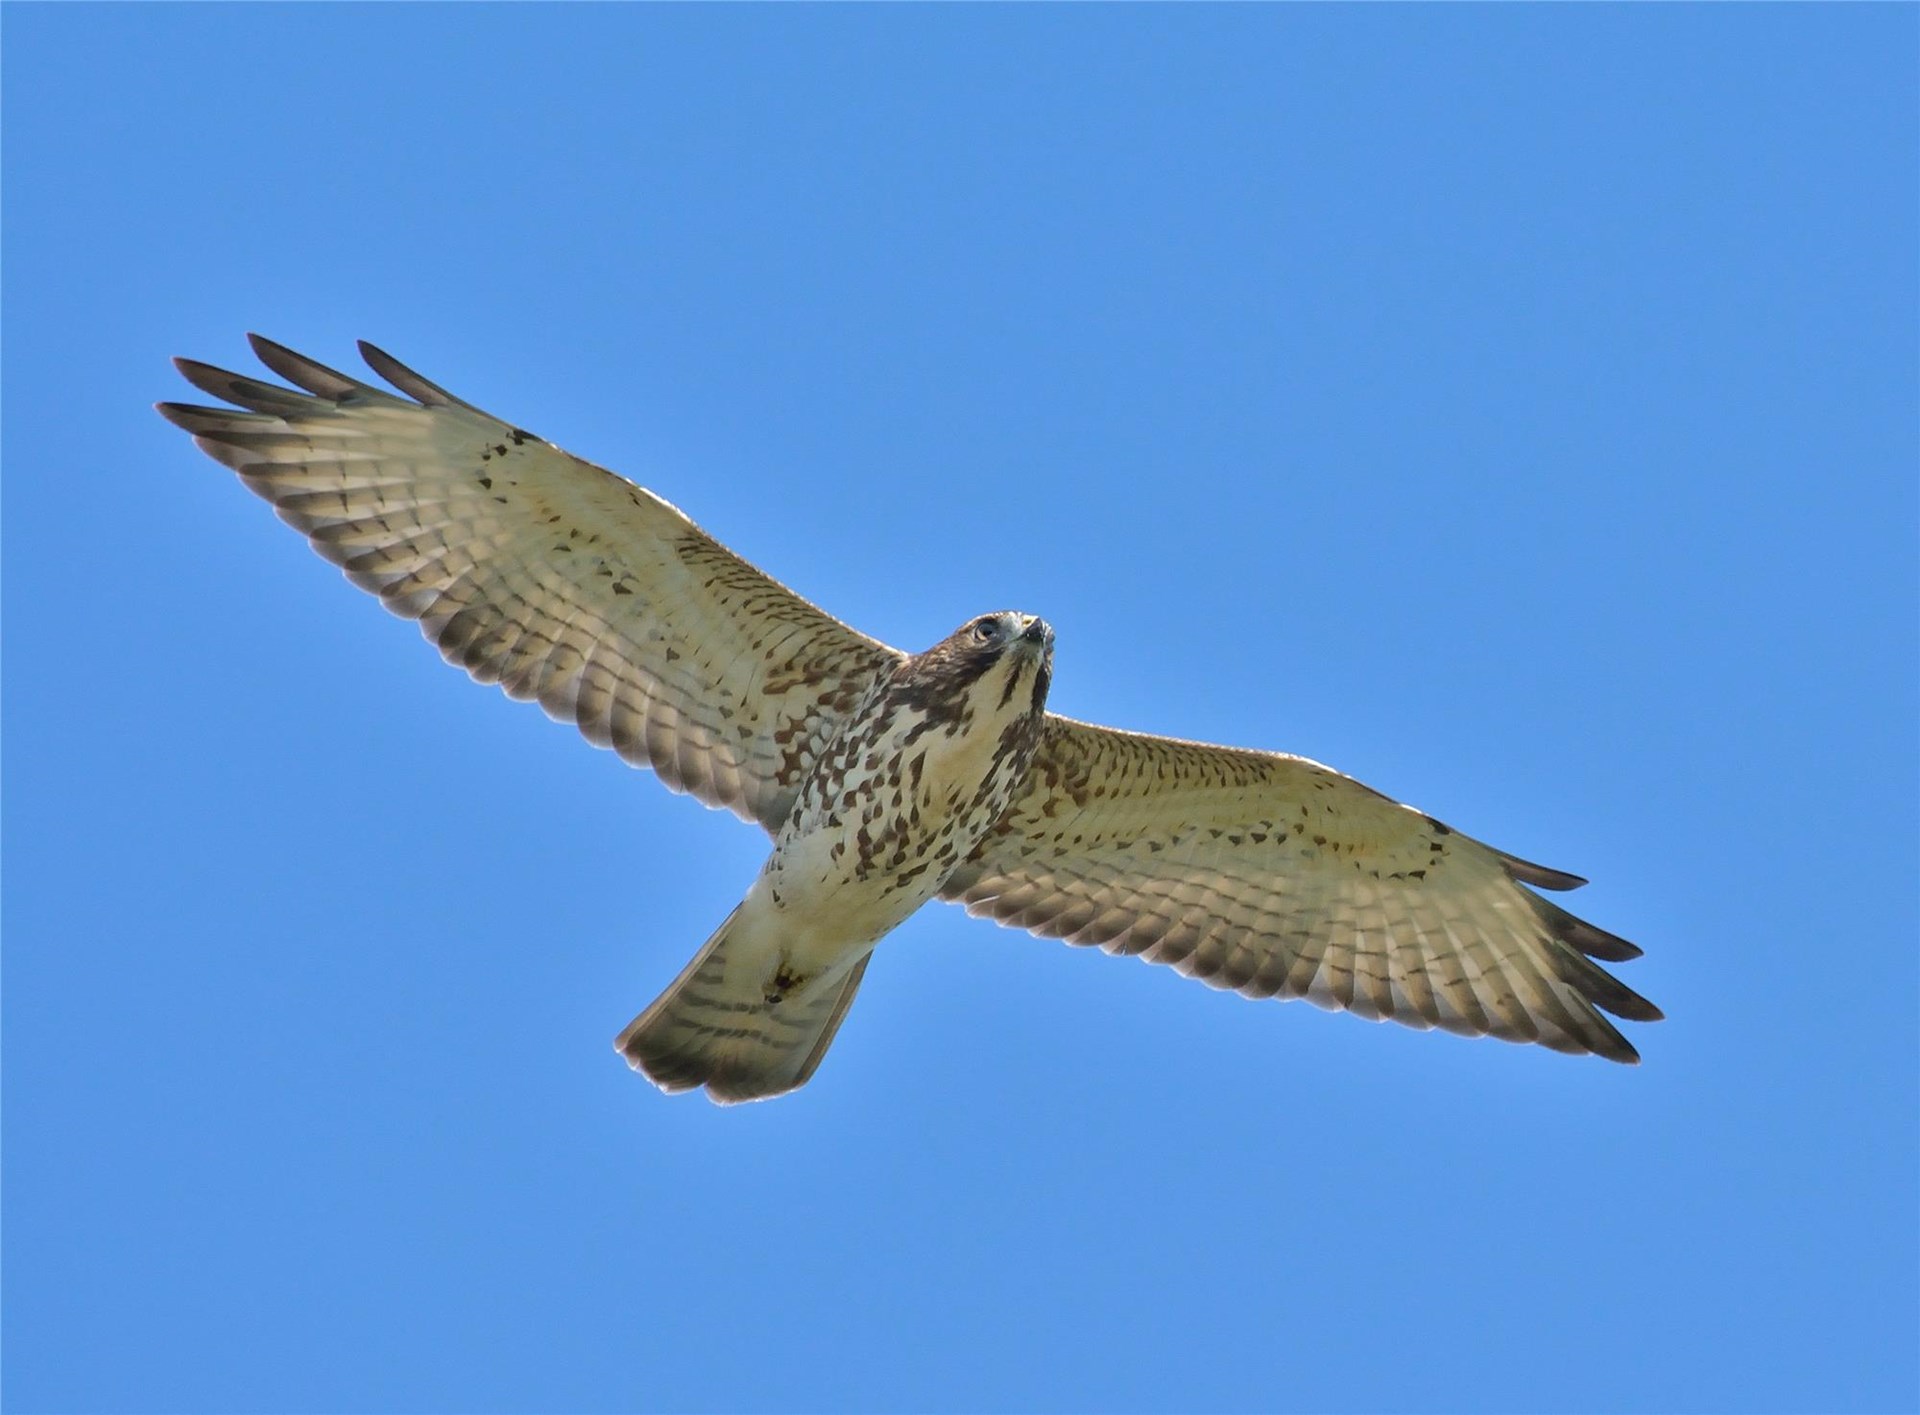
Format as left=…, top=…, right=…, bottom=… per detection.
left=615, top=908, right=873, bottom=1104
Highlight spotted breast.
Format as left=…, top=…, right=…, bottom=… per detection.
left=615, top=610, right=1053, bottom=1101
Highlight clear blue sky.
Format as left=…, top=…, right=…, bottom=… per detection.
left=5, top=7, right=1915, bottom=1413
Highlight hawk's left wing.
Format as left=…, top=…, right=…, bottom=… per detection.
left=158, top=337, right=904, bottom=834
left=939, top=715, right=1661, bottom=1060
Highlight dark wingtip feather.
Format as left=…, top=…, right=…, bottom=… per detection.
left=1599, top=958, right=1663, bottom=1024
left=1545, top=1010, right=1640, bottom=1064
left=358, top=340, right=476, bottom=410
left=1536, top=897, right=1644, bottom=961
left=154, top=400, right=264, bottom=439
left=170, top=357, right=317, bottom=414
left=1564, top=915, right=1643, bottom=962
left=1554, top=943, right=1664, bottom=1025
left=1497, top=848, right=1588, bottom=891
left=1589, top=977, right=1664, bottom=1025
left=246, top=334, right=373, bottom=400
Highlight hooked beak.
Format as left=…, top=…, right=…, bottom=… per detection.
left=1018, top=614, right=1053, bottom=648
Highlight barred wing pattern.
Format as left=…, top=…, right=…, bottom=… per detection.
left=158, top=337, right=903, bottom=832
left=941, top=715, right=1661, bottom=1060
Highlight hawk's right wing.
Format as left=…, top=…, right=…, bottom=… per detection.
left=941, top=715, right=1661, bottom=1060
left=159, top=336, right=904, bottom=834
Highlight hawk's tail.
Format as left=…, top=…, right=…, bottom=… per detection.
left=614, top=909, right=872, bottom=1105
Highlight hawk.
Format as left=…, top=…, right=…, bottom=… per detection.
left=158, top=337, right=1662, bottom=1104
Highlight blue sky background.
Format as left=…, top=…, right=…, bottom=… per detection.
left=5, top=7, right=1915, bottom=1413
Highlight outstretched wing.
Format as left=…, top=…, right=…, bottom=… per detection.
left=940, top=715, right=1661, bottom=1060
left=159, top=336, right=903, bottom=833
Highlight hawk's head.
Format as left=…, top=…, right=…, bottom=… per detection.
left=895, top=611, right=1054, bottom=724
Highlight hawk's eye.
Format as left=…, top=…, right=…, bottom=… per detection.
left=972, top=618, right=998, bottom=643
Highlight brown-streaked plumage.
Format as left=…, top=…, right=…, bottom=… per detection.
left=157, top=336, right=1661, bottom=1103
